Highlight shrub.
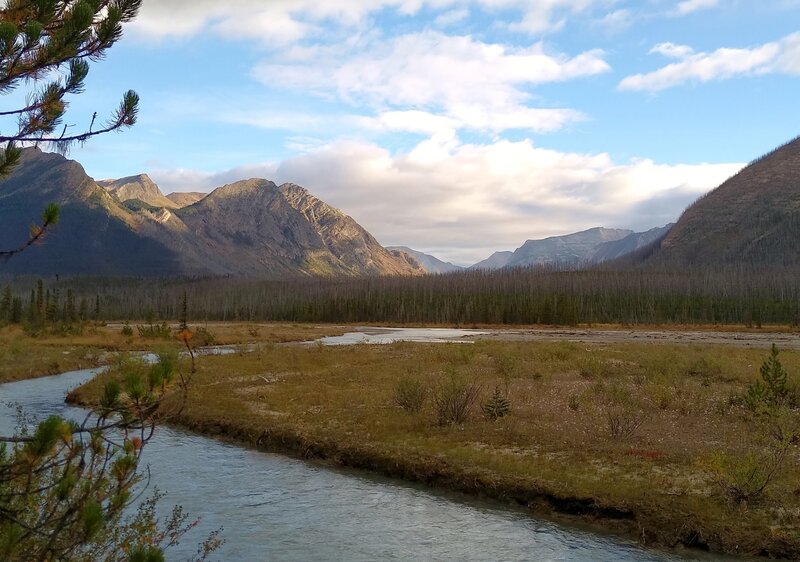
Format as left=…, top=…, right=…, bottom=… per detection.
left=707, top=407, right=800, bottom=506
left=393, top=376, right=427, bottom=412
left=708, top=435, right=795, bottom=505
left=433, top=371, right=481, bottom=426
left=493, top=355, right=517, bottom=378
left=137, top=322, right=171, bottom=340
left=482, top=385, right=511, bottom=420
left=745, top=345, right=796, bottom=412
left=121, top=322, right=134, bottom=336
left=598, top=383, right=645, bottom=438
left=192, top=327, right=216, bottom=347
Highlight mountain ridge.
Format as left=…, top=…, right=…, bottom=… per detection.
left=635, top=135, right=800, bottom=267
left=0, top=149, right=421, bottom=277
left=387, top=247, right=463, bottom=274
left=99, top=174, right=178, bottom=210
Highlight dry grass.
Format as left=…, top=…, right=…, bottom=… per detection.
left=0, top=326, right=108, bottom=383
left=0, top=322, right=345, bottom=384
left=69, top=337, right=800, bottom=557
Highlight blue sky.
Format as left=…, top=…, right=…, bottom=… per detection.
left=56, top=0, right=800, bottom=264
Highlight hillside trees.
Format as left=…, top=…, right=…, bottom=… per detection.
left=0, top=2, right=220, bottom=560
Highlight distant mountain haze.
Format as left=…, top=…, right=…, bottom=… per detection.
left=469, top=251, right=514, bottom=270
left=591, top=225, right=674, bottom=263
left=0, top=149, right=421, bottom=277
left=386, top=247, right=464, bottom=274
left=504, top=227, right=632, bottom=269
left=465, top=226, right=675, bottom=270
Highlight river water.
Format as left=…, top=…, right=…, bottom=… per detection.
left=0, top=332, right=727, bottom=561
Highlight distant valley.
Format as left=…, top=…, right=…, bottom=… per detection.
left=393, top=224, right=673, bottom=273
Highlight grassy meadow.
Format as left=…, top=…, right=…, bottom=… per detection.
left=0, top=322, right=345, bottom=383
left=68, top=332, right=800, bottom=558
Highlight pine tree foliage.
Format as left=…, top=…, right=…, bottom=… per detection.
left=0, top=0, right=141, bottom=257
left=0, top=0, right=141, bottom=168
left=482, top=385, right=511, bottom=420
left=0, top=3, right=219, bottom=559
left=746, top=344, right=794, bottom=412
left=760, top=344, right=789, bottom=402
left=0, top=352, right=217, bottom=560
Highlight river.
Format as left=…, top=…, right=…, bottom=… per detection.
left=0, top=330, right=728, bottom=561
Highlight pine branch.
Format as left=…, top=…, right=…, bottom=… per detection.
left=0, top=204, right=60, bottom=259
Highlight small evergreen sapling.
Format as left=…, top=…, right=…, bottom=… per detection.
left=745, top=344, right=795, bottom=412
left=482, top=385, right=511, bottom=420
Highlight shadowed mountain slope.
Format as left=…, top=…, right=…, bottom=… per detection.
left=0, top=149, right=420, bottom=277
left=0, top=149, right=189, bottom=275
left=640, top=136, right=800, bottom=267
left=592, top=224, right=674, bottom=262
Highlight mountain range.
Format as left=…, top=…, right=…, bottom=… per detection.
left=3, top=134, right=796, bottom=278
left=0, top=148, right=422, bottom=277
left=447, top=225, right=672, bottom=272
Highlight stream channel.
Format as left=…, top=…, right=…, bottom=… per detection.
left=0, top=328, right=729, bottom=561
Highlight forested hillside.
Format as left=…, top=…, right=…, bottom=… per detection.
left=641, top=135, right=800, bottom=266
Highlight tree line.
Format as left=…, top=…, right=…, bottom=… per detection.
left=3, top=265, right=800, bottom=327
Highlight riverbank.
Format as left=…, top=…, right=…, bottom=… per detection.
left=0, top=322, right=347, bottom=383
left=69, top=336, right=800, bottom=558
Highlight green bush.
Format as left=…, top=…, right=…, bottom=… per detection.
left=393, top=376, right=427, bottom=412
left=433, top=371, right=481, bottom=426
left=708, top=430, right=796, bottom=506
left=136, top=322, right=171, bottom=340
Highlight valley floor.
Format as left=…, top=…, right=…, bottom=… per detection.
left=62, top=323, right=800, bottom=559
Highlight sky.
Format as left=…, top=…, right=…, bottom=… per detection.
left=52, top=0, right=800, bottom=265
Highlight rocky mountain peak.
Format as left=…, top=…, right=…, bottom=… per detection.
left=0, top=150, right=421, bottom=277
left=98, top=173, right=178, bottom=209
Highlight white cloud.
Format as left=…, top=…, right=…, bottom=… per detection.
left=649, top=42, right=694, bottom=59
left=620, top=32, right=800, bottom=92
left=594, top=9, right=634, bottom=33
left=152, top=136, right=742, bottom=264
left=256, top=33, right=609, bottom=106
left=253, top=31, right=608, bottom=133
left=374, top=111, right=461, bottom=135
left=675, top=0, right=718, bottom=15
left=434, top=8, right=470, bottom=26
left=132, top=0, right=608, bottom=43
left=505, top=0, right=597, bottom=33
left=131, top=0, right=399, bottom=42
